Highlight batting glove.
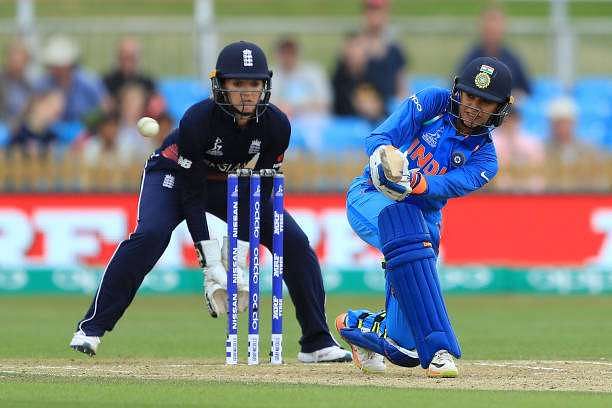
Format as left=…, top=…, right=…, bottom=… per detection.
left=369, top=145, right=427, bottom=201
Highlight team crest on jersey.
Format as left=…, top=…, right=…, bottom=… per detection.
left=206, top=137, right=223, bottom=156
left=451, top=151, right=466, bottom=167
left=162, top=174, right=175, bottom=189
left=248, top=139, right=261, bottom=154
left=422, top=128, right=442, bottom=147
left=243, top=49, right=253, bottom=67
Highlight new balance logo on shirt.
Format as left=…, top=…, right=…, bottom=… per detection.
left=177, top=156, right=192, bottom=169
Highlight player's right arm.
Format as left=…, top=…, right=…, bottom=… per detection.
left=366, top=87, right=448, bottom=200
left=365, top=87, right=449, bottom=155
left=176, top=104, right=211, bottom=244
left=177, top=105, right=229, bottom=317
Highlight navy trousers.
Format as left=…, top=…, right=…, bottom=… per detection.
left=77, top=168, right=335, bottom=352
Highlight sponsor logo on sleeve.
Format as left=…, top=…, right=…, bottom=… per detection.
left=409, top=94, right=423, bottom=112
left=177, top=156, right=192, bottom=169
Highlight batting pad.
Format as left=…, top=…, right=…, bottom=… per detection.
left=378, top=203, right=461, bottom=368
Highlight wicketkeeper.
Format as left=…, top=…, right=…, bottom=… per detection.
left=70, top=41, right=351, bottom=364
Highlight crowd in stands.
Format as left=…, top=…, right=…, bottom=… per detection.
left=0, top=0, right=611, bottom=193
left=0, top=34, right=165, bottom=162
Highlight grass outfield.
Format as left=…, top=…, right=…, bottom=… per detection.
left=1, top=295, right=611, bottom=406
left=2, top=0, right=612, bottom=18
left=2, top=378, right=611, bottom=408
left=1, top=295, right=611, bottom=360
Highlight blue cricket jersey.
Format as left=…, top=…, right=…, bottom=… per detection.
left=355, top=86, right=499, bottom=226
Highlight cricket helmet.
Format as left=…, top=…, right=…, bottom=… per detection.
left=450, top=56, right=514, bottom=128
left=210, top=41, right=272, bottom=120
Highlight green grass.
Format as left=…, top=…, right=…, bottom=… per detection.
left=1, top=294, right=611, bottom=406
left=1, top=1, right=611, bottom=76
left=1, top=377, right=611, bottom=408
left=1, top=295, right=611, bottom=360
left=451, top=295, right=612, bottom=360
left=2, top=1, right=612, bottom=18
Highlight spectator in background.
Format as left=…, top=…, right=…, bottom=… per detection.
left=8, top=89, right=64, bottom=157
left=332, top=32, right=385, bottom=123
left=116, top=83, right=152, bottom=161
left=360, top=0, right=408, bottom=109
left=545, top=97, right=599, bottom=164
left=80, top=111, right=123, bottom=166
left=80, top=111, right=147, bottom=173
left=544, top=96, right=607, bottom=190
left=77, top=111, right=137, bottom=190
left=457, top=4, right=531, bottom=97
left=0, top=39, right=34, bottom=129
left=352, top=83, right=386, bottom=123
left=271, top=37, right=330, bottom=117
left=493, top=109, right=545, bottom=191
left=149, top=111, right=174, bottom=149
left=37, top=35, right=108, bottom=123
left=494, top=109, right=545, bottom=167
left=103, top=37, right=157, bottom=106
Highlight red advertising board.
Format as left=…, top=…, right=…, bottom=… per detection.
left=442, top=195, right=612, bottom=267
left=0, top=193, right=610, bottom=268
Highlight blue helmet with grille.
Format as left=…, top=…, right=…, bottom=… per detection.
left=210, top=41, right=273, bottom=120
left=449, top=56, right=514, bottom=128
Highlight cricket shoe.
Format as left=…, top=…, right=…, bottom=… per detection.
left=426, top=349, right=458, bottom=378
left=335, top=313, right=386, bottom=373
left=297, top=345, right=352, bottom=363
left=69, top=330, right=100, bottom=357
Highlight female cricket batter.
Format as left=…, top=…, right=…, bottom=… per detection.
left=336, top=57, right=513, bottom=377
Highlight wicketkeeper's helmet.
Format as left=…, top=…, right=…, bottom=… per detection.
left=210, top=41, right=272, bottom=120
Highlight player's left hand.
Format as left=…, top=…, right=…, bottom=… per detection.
left=370, top=145, right=412, bottom=200
left=369, top=145, right=428, bottom=201
left=379, top=145, right=408, bottom=182
left=195, top=239, right=228, bottom=318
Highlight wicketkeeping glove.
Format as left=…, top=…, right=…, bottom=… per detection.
left=195, top=239, right=227, bottom=318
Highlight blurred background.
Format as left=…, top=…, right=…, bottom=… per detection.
left=1, top=0, right=611, bottom=296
